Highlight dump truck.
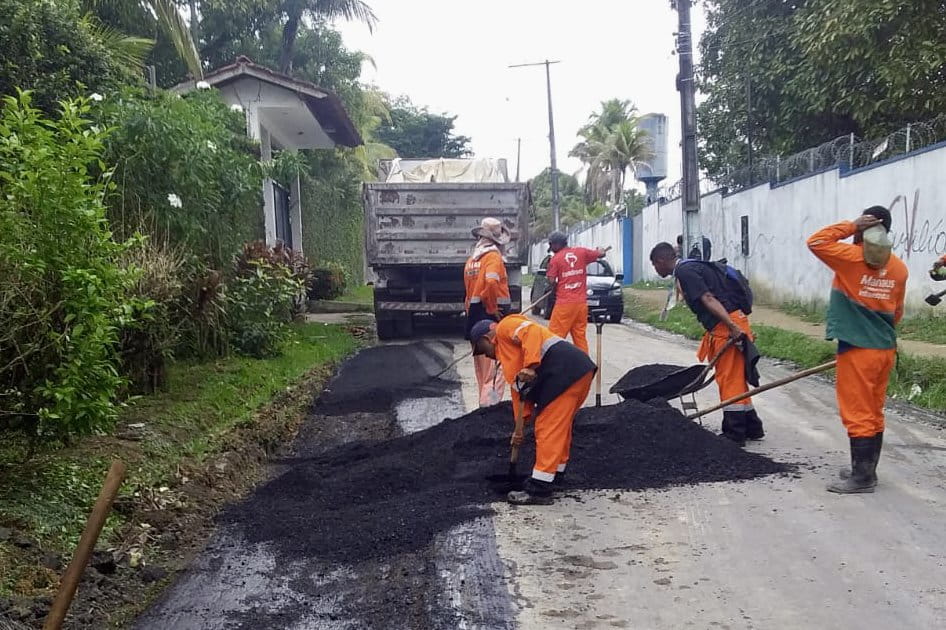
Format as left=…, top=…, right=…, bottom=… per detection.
left=363, top=158, right=532, bottom=340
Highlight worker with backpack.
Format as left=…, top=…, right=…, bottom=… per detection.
left=649, top=242, right=763, bottom=446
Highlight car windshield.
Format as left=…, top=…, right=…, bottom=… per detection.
left=586, top=260, right=614, bottom=277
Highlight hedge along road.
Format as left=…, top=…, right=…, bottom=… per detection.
left=461, top=320, right=946, bottom=629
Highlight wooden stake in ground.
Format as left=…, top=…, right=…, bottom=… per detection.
left=43, top=460, right=127, bottom=630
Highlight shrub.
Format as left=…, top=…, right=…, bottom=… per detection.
left=0, top=0, right=132, bottom=115
left=228, top=242, right=305, bottom=358
left=118, top=237, right=188, bottom=393
left=0, top=92, right=137, bottom=437
left=309, top=262, right=349, bottom=301
left=98, top=89, right=263, bottom=267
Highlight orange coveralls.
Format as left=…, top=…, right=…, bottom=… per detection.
left=464, top=249, right=510, bottom=406
left=546, top=247, right=601, bottom=354
left=808, top=221, right=908, bottom=438
left=495, top=315, right=594, bottom=481
left=697, top=310, right=754, bottom=410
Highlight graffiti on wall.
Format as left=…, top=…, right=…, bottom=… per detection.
left=889, top=190, right=946, bottom=260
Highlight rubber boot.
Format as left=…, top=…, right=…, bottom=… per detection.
left=720, top=410, right=747, bottom=447
left=839, top=432, right=883, bottom=486
left=827, top=437, right=875, bottom=494
left=508, top=478, right=555, bottom=505
left=553, top=470, right=567, bottom=490
left=745, top=408, right=765, bottom=441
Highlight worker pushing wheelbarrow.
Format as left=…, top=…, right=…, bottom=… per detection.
left=643, top=242, right=763, bottom=446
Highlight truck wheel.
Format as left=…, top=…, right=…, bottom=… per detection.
left=395, top=314, right=414, bottom=338
left=376, top=317, right=396, bottom=341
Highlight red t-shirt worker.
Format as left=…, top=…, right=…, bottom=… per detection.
left=545, top=231, right=607, bottom=354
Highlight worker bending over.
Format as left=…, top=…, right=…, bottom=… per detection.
left=469, top=315, right=595, bottom=505
left=649, top=243, right=763, bottom=446
left=545, top=231, right=607, bottom=353
left=808, top=207, right=907, bottom=494
left=464, top=217, right=511, bottom=407
left=930, top=253, right=946, bottom=281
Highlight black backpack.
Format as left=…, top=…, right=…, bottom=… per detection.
left=679, top=259, right=753, bottom=315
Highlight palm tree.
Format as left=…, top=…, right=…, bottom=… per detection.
left=278, top=0, right=377, bottom=73
left=352, top=88, right=397, bottom=180
left=83, top=0, right=202, bottom=79
left=570, top=99, right=653, bottom=209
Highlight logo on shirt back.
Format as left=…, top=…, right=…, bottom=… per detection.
left=565, top=252, right=578, bottom=268
left=858, top=273, right=896, bottom=300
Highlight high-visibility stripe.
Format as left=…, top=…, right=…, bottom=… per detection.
left=497, top=297, right=512, bottom=305
left=556, top=463, right=567, bottom=473
left=485, top=272, right=501, bottom=281
left=540, top=336, right=563, bottom=357
left=512, top=321, right=532, bottom=341
left=469, top=297, right=482, bottom=303
left=723, top=403, right=752, bottom=412
left=532, top=469, right=555, bottom=482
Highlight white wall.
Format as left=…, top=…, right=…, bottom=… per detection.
left=637, top=142, right=946, bottom=309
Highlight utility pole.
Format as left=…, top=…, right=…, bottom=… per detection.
left=672, top=0, right=703, bottom=259
left=510, top=60, right=562, bottom=231
left=515, top=137, right=522, bottom=182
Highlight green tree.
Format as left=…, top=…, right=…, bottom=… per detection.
left=375, top=95, right=473, bottom=158
left=697, top=0, right=946, bottom=180
left=277, top=0, right=376, bottom=73
left=570, top=99, right=652, bottom=208
left=0, top=0, right=135, bottom=114
left=528, top=168, right=605, bottom=236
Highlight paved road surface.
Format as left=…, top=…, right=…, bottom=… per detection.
left=459, top=320, right=946, bottom=630
left=138, top=318, right=946, bottom=629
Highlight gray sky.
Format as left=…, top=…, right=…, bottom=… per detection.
left=336, top=0, right=706, bottom=186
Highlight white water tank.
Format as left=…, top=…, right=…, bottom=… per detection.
left=636, top=113, right=668, bottom=182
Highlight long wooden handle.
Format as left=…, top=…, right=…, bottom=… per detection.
left=686, top=361, right=837, bottom=420
left=595, top=327, right=603, bottom=405
left=510, top=398, right=527, bottom=464
left=44, top=460, right=127, bottom=630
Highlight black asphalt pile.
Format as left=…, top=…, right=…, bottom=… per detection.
left=316, top=341, right=456, bottom=414
left=229, top=398, right=791, bottom=565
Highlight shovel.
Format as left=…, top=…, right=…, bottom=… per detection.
left=687, top=360, right=837, bottom=420
left=591, top=308, right=609, bottom=406
left=485, top=390, right=530, bottom=490
left=925, top=288, right=946, bottom=306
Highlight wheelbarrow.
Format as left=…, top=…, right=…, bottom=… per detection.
left=609, top=338, right=736, bottom=423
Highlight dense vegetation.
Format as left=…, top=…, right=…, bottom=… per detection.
left=698, top=0, right=946, bottom=179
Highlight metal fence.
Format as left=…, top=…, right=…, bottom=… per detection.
left=657, top=115, right=946, bottom=199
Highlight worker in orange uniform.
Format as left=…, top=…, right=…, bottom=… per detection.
left=545, top=231, right=608, bottom=354
left=808, top=207, right=907, bottom=493
left=649, top=242, right=762, bottom=446
left=930, top=254, right=946, bottom=281
left=469, top=315, right=596, bottom=505
left=464, top=217, right=513, bottom=407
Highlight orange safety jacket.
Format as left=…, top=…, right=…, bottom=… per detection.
left=807, top=221, right=908, bottom=349
left=464, top=249, right=511, bottom=316
left=495, top=315, right=596, bottom=412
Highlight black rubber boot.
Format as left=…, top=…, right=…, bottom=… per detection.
left=745, top=408, right=765, bottom=441
left=721, top=410, right=747, bottom=447
left=839, top=432, right=883, bottom=486
left=827, top=437, right=875, bottom=494
left=508, top=478, right=555, bottom=505
left=552, top=470, right=567, bottom=490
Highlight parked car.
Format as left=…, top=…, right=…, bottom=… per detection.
left=530, top=254, right=624, bottom=322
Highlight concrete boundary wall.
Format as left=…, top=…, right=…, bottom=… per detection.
left=636, top=143, right=946, bottom=309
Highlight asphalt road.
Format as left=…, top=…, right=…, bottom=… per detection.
left=137, top=318, right=946, bottom=629
left=461, top=320, right=946, bottom=630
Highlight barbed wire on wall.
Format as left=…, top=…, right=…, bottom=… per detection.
left=656, top=115, right=946, bottom=201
